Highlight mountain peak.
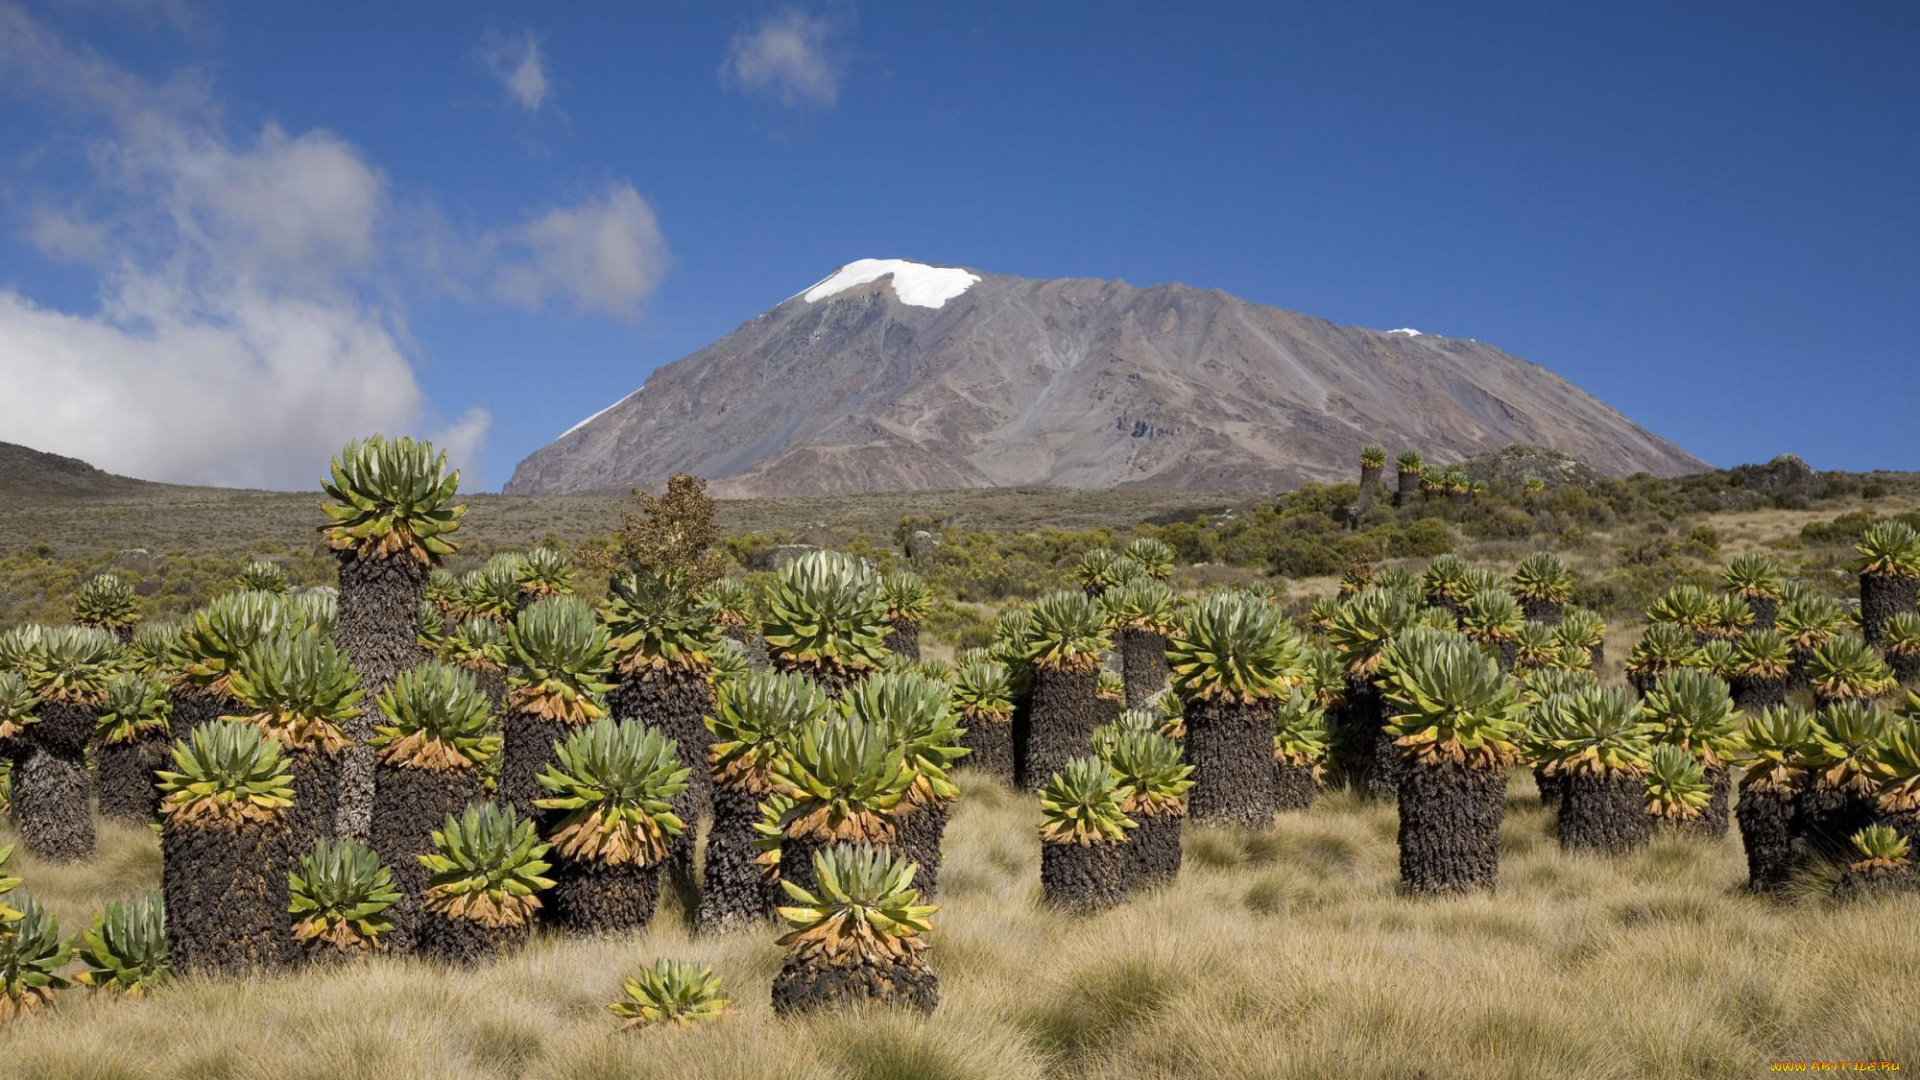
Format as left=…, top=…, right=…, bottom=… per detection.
left=797, top=258, right=982, bottom=309
left=507, top=266, right=1703, bottom=496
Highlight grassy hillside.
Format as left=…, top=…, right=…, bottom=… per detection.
left=4, top=774, right=1912, bottom=1080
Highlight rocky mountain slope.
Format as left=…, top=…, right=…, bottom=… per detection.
left=506, top=260, right=1704, bottom=496
left=0, top=441, right=160, bottom=498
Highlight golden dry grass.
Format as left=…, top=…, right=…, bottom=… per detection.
left=2, top=773, right=1916, bottom=1079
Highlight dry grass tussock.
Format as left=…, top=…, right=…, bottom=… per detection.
left=3, top=774, right=1917, bottom=1079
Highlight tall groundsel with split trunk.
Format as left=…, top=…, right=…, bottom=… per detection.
left=93, top=672, right=171, bottom=824
left=1722, top=553, right=1785, bottom=631
left=1857, top=521, right=1920, bottom=647
left=1169, top=589, right=1302, bottom=825
left=771, top=843, right=939, bottom=1016
left=1038, top=755, right=1135, bottom=911
left=1641, top=669, right=1741, bottom=837
left=1381, top=633, right=1524, bottom=894
left=846, top=671, right=967, bottom=896
left=1794, top=701, right=1891, bottom=864
left=950, top=659, right=1014, bottom=783
left=1324, top=586, right=1416, bottom=800
left=499, top=596, right=615, bottom=818
left=1735, top=705, right=1812, bottom=891
left=416, top=803, right=554, bottom=964
left=1017, top=590, right=1110, bottom=792
left=0, top=898, right=71, bottom=1019
left=1103, top=578, right=1176, bottom=709
left=1510, top=552, right=1573, bottom=626
left=879, top=570, right=931, bottom=661
left=1271, top=687, right=1329, bottom=812
left=1101, top=730, right=1191, bottom=888
left=319, top=436, right=467, bottom=840
left=697, top=669, right=829, bottom=934
left=156, top=720, right=295, bottom=974
left=761, top=551, right=890, bottom=698
left=18, top=625, right=120, bottom=861
left=535, top=719, right=688, bottom=934
left=1537, top=687, right=1656, bottom=854
left=770, top=716, right=914, bottom=896
left=366, top=662, right=497, bottom=950
left=288, top=837, right=401, bottom=963
left=224, top=627, right=360, bottom=854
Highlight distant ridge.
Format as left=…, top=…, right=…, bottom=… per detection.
left=0, top=441, right=162, bottom=498
left=508, top=260, right=1705, bottom=496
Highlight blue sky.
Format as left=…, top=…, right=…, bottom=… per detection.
left=1, top=0, right=1915, bottom=489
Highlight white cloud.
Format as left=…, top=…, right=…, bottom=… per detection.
left=477, top=27, right=550, bottom=113
left=0, top=2, right=488, bottom=488
left=489, top=183, right=671, bottom=319
left=720, top=8, right=842, bottom=109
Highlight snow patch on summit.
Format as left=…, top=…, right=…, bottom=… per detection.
left=802, top=259, right=980, bottom=309
left=1386, top=328, right=1423, bottom=337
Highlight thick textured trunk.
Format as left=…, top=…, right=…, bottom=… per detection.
left=1689, top=763, right=1732, bottom=838
left=1272, top=761, right=1319, bottom=812
left=1040, top=839, right=1130, bottom=912
left=1556, top=771, right=1652, bottom=854
left=1890, top=651, right=1920, bottom=686
left=1184, top=696, right=1276, bottom=826
left=1533, top=764, right=1563, bottom=809
left=549, top=857, right=663, bottom=935
left=33, top=702, right=97, bottom=758
left=883, top=620, right=920, bottom=661
left=608, top=665, right=716, bottom=823
left=1333, top=678, right=1399, bottom=802
left=1520, top=599, right=1564, bottom=626
left=893, top=801, right=950, bottom=897
left=958, top=717, right=1015, bottom=785
left=96, top=733, right=167, bottom=823
left=1358, top=465, right=1383, bottom=508
left=1736, top=786, right=1796, bottom=892
left=770, top=955, right=939, bottom=1016
left=1118, top=629, right=1169, bottom=709
left=1397, top=760, right=1506, bottom=894
left=1731, top=674, right=1787, bottom=713
left=1787, top=646, right=1816, bottom=691
left=163, top=817, right=291, bottom=974
left=333, top=552, right=427, bottom=841
left=286, top=751, right=342, bottom=857
left=695, top=784, right=775, bottom=934
left=368, top=764, right=479, bottom=952
left=1394, top=471, right=1418, bottom=507
left=1023, top=665, right=1100, bottom=792
left=1860, top=572, right=1920, bottom=648
left=497, top=710, right=578, bottom=819
left=10, top=747, right=94, bottom=861
left=1747, top=596, right=1779, bottom=632
left=168, top=687, right=229, bottom=733
left=1010, top=684, right=1033, bottom=788
left=418, top=914, right=529, bottom=965
left=1834, top=866, right=1917, bottom=903
left=1793, top=785, right=1878, bottom=866
left=1126, top=811, right=1182, bottom=888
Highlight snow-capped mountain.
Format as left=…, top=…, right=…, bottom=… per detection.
left=505, top=260, right=1703, bottom=496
